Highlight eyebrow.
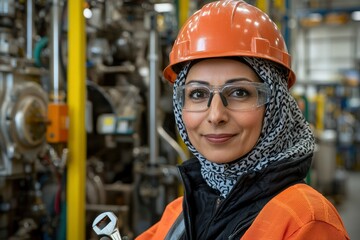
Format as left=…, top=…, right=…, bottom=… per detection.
left=186, top=78, right=252, bottom=85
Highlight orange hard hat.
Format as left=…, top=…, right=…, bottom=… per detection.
left=163, top=0, right=296, bottom=88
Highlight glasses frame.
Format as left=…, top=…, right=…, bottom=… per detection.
left=175, top=82, right=271, bottom=112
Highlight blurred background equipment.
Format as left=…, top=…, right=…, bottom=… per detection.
left=0, top=0, right=184, bottom=239
left=0, top=0, right=359, bottom=239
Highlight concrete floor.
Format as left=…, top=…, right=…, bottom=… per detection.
left=337, top=171, right=360, bottom=239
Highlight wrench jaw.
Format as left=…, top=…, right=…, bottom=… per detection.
left=92, top=211, right=122, bottom=240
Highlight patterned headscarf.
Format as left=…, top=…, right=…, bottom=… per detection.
left=173, top=57, right=315, bottom=198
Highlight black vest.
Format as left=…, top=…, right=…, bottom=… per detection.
left=170, top=155, right=311, bottom=239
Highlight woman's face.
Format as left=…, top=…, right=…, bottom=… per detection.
left=182, top=58, right=266, bottom=164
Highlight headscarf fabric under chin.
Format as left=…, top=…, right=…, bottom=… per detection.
left=173, top=57, right=315, bottom=198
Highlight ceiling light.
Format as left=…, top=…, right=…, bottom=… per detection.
left=351, top=11, right=360, bottom=21
left=154, top=3, right=174, bottom=13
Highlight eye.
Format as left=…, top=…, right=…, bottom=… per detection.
left=186, top=86, right=210, bottom=100
left=232, top=88, right=249, bottom=98
left=224, top=86, right=251, bottom=98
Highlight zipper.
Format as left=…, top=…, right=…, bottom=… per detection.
left=227, top=212, right=258, bottom=240
left=201, top=196, right=224, bottom=239
left=215, top=197, right=222, bottom=211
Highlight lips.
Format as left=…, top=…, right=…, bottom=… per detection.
left=203, top=134, right=235, bottom=144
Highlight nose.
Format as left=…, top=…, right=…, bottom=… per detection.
left=207, top=93, right=228, bottom=125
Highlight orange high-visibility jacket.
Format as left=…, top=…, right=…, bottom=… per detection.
left=136, top=183, right=349, bottom=240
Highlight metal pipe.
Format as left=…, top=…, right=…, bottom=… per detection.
left=157, top=126, right=188, bottom=162
left=50, top=0, right=63, bottom=102
left=148, top=13, right=160, bottom=165
left=67, top=0, right=86, bottom=239
left=97, top=63, right=136, bottom=73
left=0, top=0, right=15, bottom=17
left=26, top=0, right=34, bottom=59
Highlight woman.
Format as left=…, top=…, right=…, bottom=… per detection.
left=136, top=0, right=349, bottom=239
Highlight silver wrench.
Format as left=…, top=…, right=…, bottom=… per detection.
left=92, top=211, right=122, bottom=240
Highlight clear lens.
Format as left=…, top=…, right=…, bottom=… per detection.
left=176, top=82, right=270, bottom=112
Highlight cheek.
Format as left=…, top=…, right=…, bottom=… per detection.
left=182, top=112, right=198, bottom=144
left=182, top=112, right=202, bottom=131
left=244, top=108, right=265, bottom=135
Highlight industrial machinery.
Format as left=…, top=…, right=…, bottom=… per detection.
left=0, top=0, right=184, bottom=239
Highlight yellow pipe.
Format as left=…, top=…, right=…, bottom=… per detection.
left=177, top=0, right=190, bottom=199
left=179, top=0, right=190, bottom=28
left=256, top=0, right=269, bottom=13
left=67, top=1, right=86, bottom=240
left=315, top=93, right=325, bottom=131
left=274, top=0, right=285, bottom=12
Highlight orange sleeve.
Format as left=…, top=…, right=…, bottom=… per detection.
left=135, top=197, right=183, bottom=240
left=242, top=184, right=349, bottom=240
left=288, top=221, right=349, bottom=240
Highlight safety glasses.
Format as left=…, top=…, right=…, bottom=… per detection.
left=175, top=82, right=271, bottom=112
